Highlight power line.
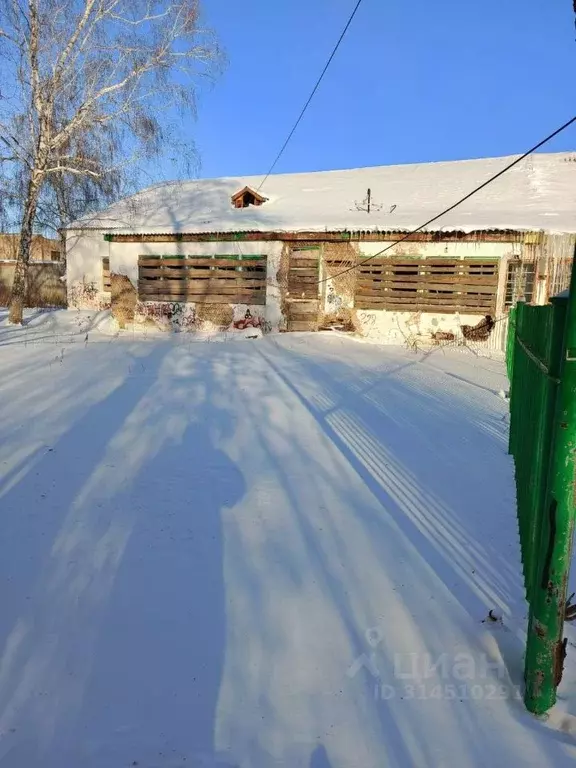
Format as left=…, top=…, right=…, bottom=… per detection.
left=258, top=0, right=365, bottom=191
left=319, top=114, right=576, bottom=285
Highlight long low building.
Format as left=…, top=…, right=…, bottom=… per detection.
left=65, top=152, right=576, bottom=345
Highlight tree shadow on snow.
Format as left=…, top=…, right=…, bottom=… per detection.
left=0, top=342, right=245, bottom=768
left=247, top=340, right=575, bottom=766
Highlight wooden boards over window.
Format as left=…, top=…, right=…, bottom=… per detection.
left=137, top=255, right=267, bottom=304
left=102, top=257, right=111, bottom=292
left=354, top=258, right=499, bottom=314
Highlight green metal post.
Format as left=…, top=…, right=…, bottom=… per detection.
left=525, top=300, right=567, bottom=599
left=524, top=252, right=576, bottom=714
left=508, top=303, right=523, bottom=459
left=506, top=307, right=517, bottom=457
left=506, top=305, right=517, bottom=384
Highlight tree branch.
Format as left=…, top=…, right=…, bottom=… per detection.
left=45, top=165, right=101, bottom=178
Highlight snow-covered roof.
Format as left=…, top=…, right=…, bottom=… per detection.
left=69, top=152, right=576, bottom=234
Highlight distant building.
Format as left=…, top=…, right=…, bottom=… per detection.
left=0, top=234, right=62, bottom=263
left=65, top=153, right=576, bottom=347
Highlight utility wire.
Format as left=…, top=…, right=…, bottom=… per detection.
left=319, top=114, right=576, bottom=284
left=258, top=0, right=365, bottom=191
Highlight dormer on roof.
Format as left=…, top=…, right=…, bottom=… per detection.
left=231, top=186, right=268, bottom=209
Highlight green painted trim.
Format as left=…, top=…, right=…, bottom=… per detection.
left=147, top=254, right=266, bottom=261
left=103, top=234, right=113, bottom=242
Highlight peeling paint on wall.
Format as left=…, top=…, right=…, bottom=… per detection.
left=65, top=230, right=553, bottom=352
left=67, top=234, right=284, bottom=331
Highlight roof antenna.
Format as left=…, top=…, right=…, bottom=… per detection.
left=351, top=188, right=383, bottom=213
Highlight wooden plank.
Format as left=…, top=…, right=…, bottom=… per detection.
left=356, top=283, right=498, bottom=295
left=289, top=254, right=319, bottom=263
left=356, top=274, right=498, bottom=286
left=138, top=271, right=266, bottom=281
left=287, top=300, right=319, bottom=313
left=139, top=290, right=267, bottom=300
left=288, top=312, right=319, bottom=325
left=356, top=278, right=498, bottom=288
left=138, top=277, right=266, bottom=288
left=288, top=278, right=318, bottom=286
left=138, top=256, right=267, bottom=266
left=358, top=275, right=498, bottom=282
left=139, top=287, right=265, bottom=300
left=289, top=284, right=318, bottom=290
left=359, top=294, right=495, bottom=307
left=138, top=268, right=253, bottom=279
left=356, top=258, right=499, bottom=267
left=288, top=290, right=318, bottom=299
left=356, top=284, right=497, bottom=296
left=289, top=271, right=319, bottom=279
left=357, top=267, right=498, bottom=277
left=139, top=263, right=261, bottom=270
left=288, top=268, right=319, bottom=277
left=380, top=300, right=494, bottom=311
left=139, top=278, right=266, bottom=290
left=288, top=271, right=319, bottom=278
left=355, top=291, right=496, bottom=305
left=140, top=294, right=266, bottom=305
left=138, top=257, right=267, bottom=268
left=288, top=304, right=319, bottom=314
left=289, top=273, right=318, bottom=280
left=139, top=281, right=266, bottom=292
left=355, top=282, right=497, bottom=291
left=288, top=320, right=319, bottom=331
left=355, top=292, right=495, bottom=304
left=356, top=300, right=493, bottom=313
left=102, top=257, right=111, bottom=291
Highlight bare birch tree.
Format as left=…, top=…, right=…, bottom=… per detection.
left=0, top=0, right=221, bottom=323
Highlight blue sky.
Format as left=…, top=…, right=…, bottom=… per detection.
left=190, top=0, right=575, bottom=179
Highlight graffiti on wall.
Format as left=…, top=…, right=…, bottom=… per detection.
left=134, top=303, right=272, bottom=334
left=326, top=282, right=344, bottom=311
left=233, top=309, right=263, bottom=330
left=135, top=301, right=197, bottom=331
left=69, top=280, right=111, bottom=310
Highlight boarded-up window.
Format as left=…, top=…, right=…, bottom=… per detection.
left=138, top=255, right=267, bottom=304
left=355, top=258, right=499, bottom=314
left=102, top=257, right=111, bottom=291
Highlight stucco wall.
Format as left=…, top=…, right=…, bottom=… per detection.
left=319, top=239, right=520, bottom=350
left=66, top=231, right=522, bottom=347
left=66, top=232, right=285, bottom=330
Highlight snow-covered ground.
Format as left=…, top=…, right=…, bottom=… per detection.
left=0, top=309, right=575, bottom=768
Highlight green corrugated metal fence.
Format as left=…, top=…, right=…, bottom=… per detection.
left=507, top=272, right=576, bottom=714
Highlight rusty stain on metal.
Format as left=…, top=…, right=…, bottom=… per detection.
left=554, top=638, right=568, bottom=687
left=533, top=620, right=546, bottom=639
